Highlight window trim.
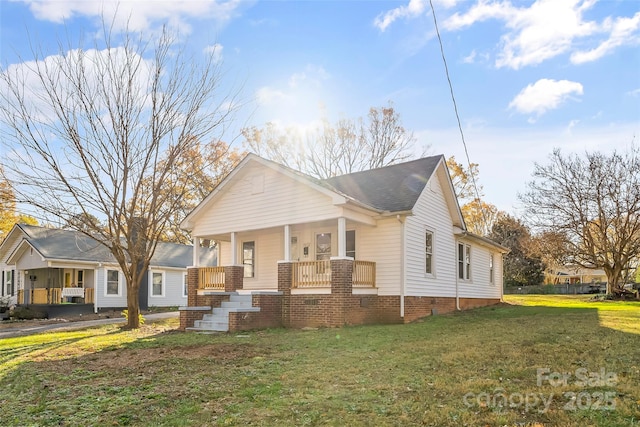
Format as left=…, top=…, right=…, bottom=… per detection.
left=457, top=242, right=472, bottom=281
left=489, top=254, right=494, bottom=284
left=346, top=230, right=356, bottom=260
left=150, top=271, right=165, bottom=298
left=105, top=269, right=121, bottom=297
left=425, top=228, right=435, bottom=277
left=182, top=272, right=188, bottom=298
left=243, top=241, right=255, bottom=278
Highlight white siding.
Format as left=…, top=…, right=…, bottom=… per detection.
left=192, top=162, right=345, bottom=236
left=240, top=230, right=282, bottom=290
left=96, top=267, right=127, bottom=308
left=457, top=243, right=502, bottom=299
left=148, top=269, right=188, bottom=307
left=404, top=168, right=502, bottom=299
left=405, top=170, right=458, bottom=297
left=355, top=219, right=402, bottom=295
left=15, top=247, right=47, bottom=270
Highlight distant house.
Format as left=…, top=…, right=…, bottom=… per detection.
left=0, top=224, right=216, bottom=316
left=545, top=265, right=607, bottom=285
left=178, top=154, right=508, bottom=332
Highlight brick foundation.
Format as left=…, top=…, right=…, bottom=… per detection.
left=184, top=262, right=501, bottom=332
left=179, top=306, right=211, bottom=330
left=404, top=296, right=500, bottom=323
left=228, top=293, right=283, bottom=332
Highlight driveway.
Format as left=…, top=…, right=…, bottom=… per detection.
left=0, top=311, right=179, bottom=339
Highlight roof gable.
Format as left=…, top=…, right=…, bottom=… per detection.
left=181, top=154, right=350, bottom=230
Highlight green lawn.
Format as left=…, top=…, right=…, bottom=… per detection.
left=1, top=295, right=639, bottom=426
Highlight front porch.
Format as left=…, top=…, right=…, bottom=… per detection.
left=180, top=258, right=404, bottom=332
left=196, top=259, right=376, bottom=291
left=17, top=287, right=95, bottom=305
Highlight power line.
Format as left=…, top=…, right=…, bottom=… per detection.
left=429, top=0, right=488, bottom=230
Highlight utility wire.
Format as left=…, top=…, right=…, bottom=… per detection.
left=429, top=0, right=488, bottom=231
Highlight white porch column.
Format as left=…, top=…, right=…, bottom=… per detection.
left=338, top=217, right=346, bottom=258
left=230, top=232, right=238, bottom=265
left=284, top=224, right=291, bottom=261
left=192, top=236, right=201, bottom=267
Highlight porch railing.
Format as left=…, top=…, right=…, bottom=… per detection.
left=85, top=288, right=95, bottom=304
left=292, top=260, right=331, bottom=288
left=291, top=260, right=377, bottom=289
left=16, top=288, right=94, bottom=304
left=353, top=261, right=376, bottom=288
left=32, top=288, right=62, bottom=304
left=199, top=267, right=225, bottom=290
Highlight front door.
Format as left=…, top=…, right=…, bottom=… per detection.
left=316, top=233, right=331, bottom=261
left=290, top=235, right=300, bottom=261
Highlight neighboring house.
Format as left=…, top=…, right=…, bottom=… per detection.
left=545, top=265, right=607, bottom=285
left=178, top=154, right=508, bottom=332
left=0, top=224, right=216, bottom=315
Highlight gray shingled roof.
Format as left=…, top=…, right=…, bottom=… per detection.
left=18, top=224, right=216, bottom=268
left=324, top=155, right=443, bottom=212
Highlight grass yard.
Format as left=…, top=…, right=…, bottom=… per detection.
left=0, top=295, right=639, bottom=426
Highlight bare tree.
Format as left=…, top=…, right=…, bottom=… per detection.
left=243, top=103, right=421, bottom=179
left=0, top=23, right=241, bottom=327
left=520, top=146, right=640, bottom=295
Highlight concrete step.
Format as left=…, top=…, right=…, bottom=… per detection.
left=188, top=293, right=261, bottom=333
left=229, top=293, right=253, bottom=303
left=221, top=300, right=253, bottom=309
left=194, top=319, right=228, bottom=331
left=212, top=306, right=260, bottom=316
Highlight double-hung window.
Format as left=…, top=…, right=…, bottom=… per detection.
left=106, top=270, right=120, bottom=295
left=425, top=231, right=434, bottom=275
left=243, top=241, right=255, bottom=278
left=458, top=243, right=471, bottom=280
left=151, top=272, right=164, bottom=297
left=489, top=254, right=494, bottom=284
left=182, top=272, right=188, bottom=297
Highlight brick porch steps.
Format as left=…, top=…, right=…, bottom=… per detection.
left=186, top=293, right=259, bottom=332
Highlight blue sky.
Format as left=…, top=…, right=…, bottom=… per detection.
left=1, top=0, right=639, bottom=214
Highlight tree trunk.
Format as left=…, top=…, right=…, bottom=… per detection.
left=603, top=265, right=624, bottom=295
left=126, top=280, right=141, bottom=329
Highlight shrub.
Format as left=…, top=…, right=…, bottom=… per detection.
left=121, top=309, right=145, bottom=325
left=11, top=306, right=46, bottom=320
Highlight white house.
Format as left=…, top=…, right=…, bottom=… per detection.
left=0, top=224, right=216, bottom=316
left=178, top=154, right=508, bottom=332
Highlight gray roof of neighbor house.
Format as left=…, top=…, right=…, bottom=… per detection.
left=324, top=155, right=443, bottom=212
left=16, top=224, right=216, bottom=268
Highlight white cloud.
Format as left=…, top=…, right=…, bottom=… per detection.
left=203, top=43, right=224, bottom=62
left=14, top=0, right=246, bottom=34
left=462, top=50, right=477, bottom=64
left=509, top=78, right=584, bottom=119
left=255, top=86, right=288, bottom=104
left=373, top=0, right=457, bottom=32
left=374, top=0, right=427, bottom=32
left=444, top=0, right=639, bottom=69
left=254, top=65, right=333, bottom=127
left=1, top=47, right=153, bottom=124
left=628, top=89, right=640, bottom=98
left=571, top=12, right=640, bottom=64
